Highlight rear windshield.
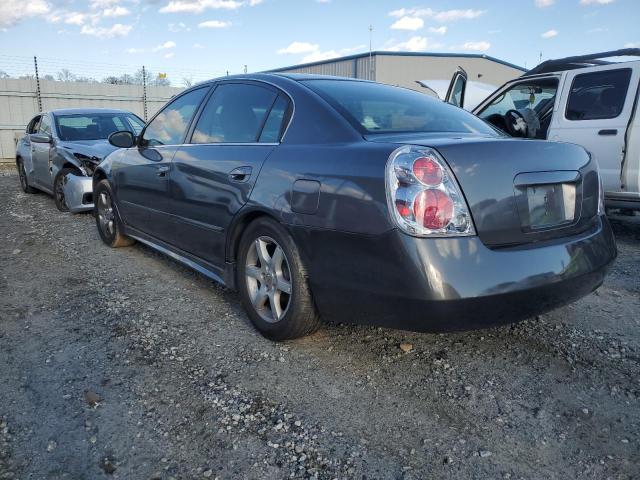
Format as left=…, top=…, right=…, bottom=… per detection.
left=55, top=113, right=145, bottom=141
left=303, top=79, right=498, bottom=136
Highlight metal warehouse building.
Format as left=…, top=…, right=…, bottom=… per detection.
left=268, top=51, right=525, bottom=92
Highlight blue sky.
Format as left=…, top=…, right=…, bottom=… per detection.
left=0, top=0, right=638, bottom=85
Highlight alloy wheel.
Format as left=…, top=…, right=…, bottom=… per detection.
left=245, top=236, right=292, bottom=323
left=97, top=191, right=115, bottom=238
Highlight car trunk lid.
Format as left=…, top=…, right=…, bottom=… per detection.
left=369, top=134, right=599, bottom=247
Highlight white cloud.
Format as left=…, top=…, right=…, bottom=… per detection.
left=103, top=6, right=130, bottom=17
left=0, top=0, right=49, bottom=28
left=541, top=29, right=558, bottom=38
left=301, top=44, right=366, bottom=63
left=126, top=47, right=144, bottom=53
left=198, top=19, right=231, bottom=28
left=64, top=12, right=87, bottom=25
left=277, top=41, right=319, bottom=54
left=80, top=23, right=132, bottom=38
left=153, top=40, right=177, bottom=51
left=391, top=16, right=424, bottom=31
left=193, top=43, right=205, bottom=48
left=388, top=7, right=484, bottom=23
left=249, top=0, right=263, bottom=4
left=624, top=42, right=640, bottom=48
left=429, top=26, right=447, bottom=35
left=159, top=0, right=243, bottom=13
left=535, top=0, right=555, bottom=7
left=580, top=0, right=614, bottom=4
left=456, top=41, right=491, bottom=51
left=386, top=36, right=430, bottom=52
left=169, top=22, right=190, bottom=32
left=90, top=0, right=120, bottom=8
left=164, top=52, right=175, bottom=59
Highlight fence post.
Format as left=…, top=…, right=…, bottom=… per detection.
left=142, top=65, right=148, bottom=121
left=33, top=56, right=42, bottom=112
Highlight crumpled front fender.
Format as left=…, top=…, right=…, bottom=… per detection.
left=61, top=174, right=94, bottom=213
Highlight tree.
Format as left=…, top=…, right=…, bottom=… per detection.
left=182, top=77, right=194, bottom=88
left=0, top=71, right=9, bottom=79
left=57, top=69, right=76, bottom=82
left=133, top=67, right=153, bottom=86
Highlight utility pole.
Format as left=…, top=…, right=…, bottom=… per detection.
left=33, top=56, right=42, bottom=112
left=369, top=24, right=374, bottom=80
left=142, top=65, right=148, bottom=121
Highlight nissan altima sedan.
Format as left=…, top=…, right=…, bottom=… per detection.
left=15, top=108, right=144, bottom=212
left=94, top=73, right=617, bottom=340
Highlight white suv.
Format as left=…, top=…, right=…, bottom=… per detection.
left=434, top=49, right=640, bottom=211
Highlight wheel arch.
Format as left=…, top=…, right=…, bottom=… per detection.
left=225, top=207, right=282, bottom=263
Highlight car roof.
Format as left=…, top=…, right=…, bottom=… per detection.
left=524, top=48, right=640, bottom=76
left=47, top=108, right=134, bottom=115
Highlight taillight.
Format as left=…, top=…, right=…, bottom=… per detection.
left=386, top=145, right=475, bottom=237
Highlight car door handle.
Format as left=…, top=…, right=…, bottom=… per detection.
left=156, top=166, right=170, bottom=176
left=229, top=166, right=252, bottom=183
left=598, top=129, right=617, bottom=136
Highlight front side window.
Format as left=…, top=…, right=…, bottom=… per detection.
left=478, top=78, right=559, bottom=119
left=449, top=74, right=466, bottom=108
left=39, top=115, right=52, bottom=135
left=143, top=87, right=208, bottom=146
left=55, top=113, right=145, bottom=141
left=566, top=68, right=632, bottom=121
left=304, top=79, right=497, bottom=136
left=191, top=83, right=278, bottom=144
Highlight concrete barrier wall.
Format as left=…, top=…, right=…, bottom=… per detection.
left=0, top=78, right=184, bottom=163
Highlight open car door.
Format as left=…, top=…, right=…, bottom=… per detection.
left=444, top=67, right=468, bottom=108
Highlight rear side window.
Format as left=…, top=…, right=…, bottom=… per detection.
left=259, top=95, right=291, bottom=143
left=566, top=69, right=632, bottom=121
left=191, top=83, right=278, bottom=144
left=39, top=115, right=52, bottom=135
left=143, top=87, right=208, bottom=146
left=304, top=79, right=497, bottom=136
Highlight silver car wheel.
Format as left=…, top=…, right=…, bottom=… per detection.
left=97, top=191, right=115, bottom=237
left=245, top=236, right=292, bottom=323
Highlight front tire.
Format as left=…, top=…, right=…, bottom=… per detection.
left=17, top=159, right=36, bottom=194
left=53, top=167, right=78, bottom=212
left=94, top=180, right=135, bottom=248
left=237, top=217, right=321, bottom=341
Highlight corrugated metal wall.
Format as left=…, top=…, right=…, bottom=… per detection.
left=276, top=56, right=375, bottom=80
left=0, top=78, right=183, bottom=163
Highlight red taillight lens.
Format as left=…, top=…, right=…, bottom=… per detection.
left=413, top=157, right=443, bottom=186
left=395, top=200, right=411, bottom=218
left=413, top=189, right=454, bottom=230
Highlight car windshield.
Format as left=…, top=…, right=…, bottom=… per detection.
left=55, top=113, right=145, bottom=141
left=303, top=79, right=498, bottom=136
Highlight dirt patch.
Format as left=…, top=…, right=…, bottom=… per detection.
left=1, top=170, right=639, bottom=479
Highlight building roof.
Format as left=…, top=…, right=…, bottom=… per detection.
left=267, top=50, right=526, bottom=74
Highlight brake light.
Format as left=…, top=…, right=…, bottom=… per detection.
left=413, top=157, right=443, bottom=186
left=386, top=145, right=475, bottom=237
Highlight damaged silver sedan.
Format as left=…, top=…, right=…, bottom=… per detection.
left=15, top=108, right=145, bottom=212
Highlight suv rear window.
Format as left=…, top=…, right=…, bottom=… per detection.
left=303, top=79, right=497, bottom=136
left=566, top=68, right=632, bottom=121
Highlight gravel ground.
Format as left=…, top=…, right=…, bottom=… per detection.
left=0, top=167, right=639, bottom=480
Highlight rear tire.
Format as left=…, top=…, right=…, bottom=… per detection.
left=237, top=217, right=321, bottom=340
left=17, top=159, right=36, bottom=194
left=94, top=179, right=135, bottom=248
left=53, top=167, right=78, bottom=212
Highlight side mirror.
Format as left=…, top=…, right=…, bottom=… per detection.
left=31, top=133, right=52, bottom=144
left=109, top=130, right=136, bottom=149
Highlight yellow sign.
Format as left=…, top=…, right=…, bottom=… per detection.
left=158, top=73, right=167, bottom=79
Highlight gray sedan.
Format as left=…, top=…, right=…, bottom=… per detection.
left=15, top=108, right=144, bottom=212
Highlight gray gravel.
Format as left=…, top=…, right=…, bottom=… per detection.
left=1, top=167, right=639, bottom=479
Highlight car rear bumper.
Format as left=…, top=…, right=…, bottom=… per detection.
left=292, top=216, right=617, bottom=332
left=62, top=174, right=94, bottom=213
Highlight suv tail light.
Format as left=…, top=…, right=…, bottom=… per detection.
left=386, top=145, right=475, bottom=237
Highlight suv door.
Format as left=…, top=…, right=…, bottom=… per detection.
left=549, top=64, right=640, bottom=195
left=168, top=81, right=291, bottom=268
left=445, top=67, right=468, bottom=108
left=113, top=86, right=210, bottom=241
left=32, top=114, right=53, bottom=189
